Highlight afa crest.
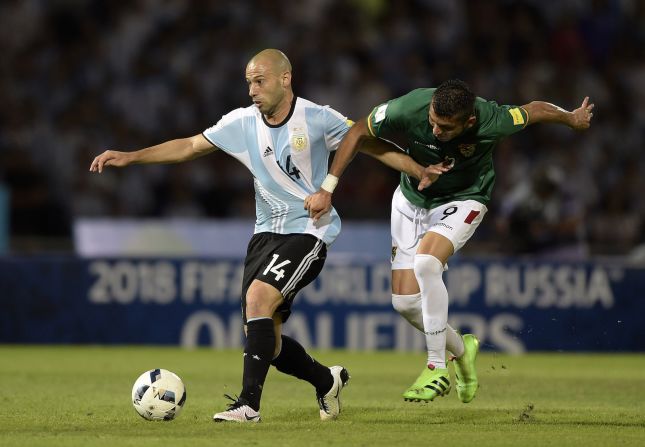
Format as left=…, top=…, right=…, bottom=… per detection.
left=458, top=143, right=476, bottom=157
left=291, top=129, right=308, bottom=152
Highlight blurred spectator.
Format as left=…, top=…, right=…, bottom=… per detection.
left=0, top=0, right=642, bottom=257
left=496, top=165, right=588, bottom=260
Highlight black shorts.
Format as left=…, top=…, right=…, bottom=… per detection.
left=241, top=232, right=327, bottom=323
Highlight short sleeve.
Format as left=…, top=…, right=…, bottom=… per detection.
left=366, top=99, right=403, bottom=138
left=479, top=101, right=529, bottom=139
left=322, top=106, right=352, bottom=152
left=202, top=108, right=247, bottom=154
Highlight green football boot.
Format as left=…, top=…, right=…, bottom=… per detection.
left=402, top=366, right=451, bottom=402
left=453, top=334, right=480, bottom=403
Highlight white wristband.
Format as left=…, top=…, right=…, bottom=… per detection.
left=320, top=174, right=339, bottom=193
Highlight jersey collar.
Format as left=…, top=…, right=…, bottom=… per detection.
left=262, top=96, right=297, bottom=128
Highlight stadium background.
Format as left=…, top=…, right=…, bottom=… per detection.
left=1, top=0, right=645, bottom=353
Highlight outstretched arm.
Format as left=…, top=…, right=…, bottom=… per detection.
left=89, top=134, right=216, bottom=173
left=522, top=97, right=594, bottom=130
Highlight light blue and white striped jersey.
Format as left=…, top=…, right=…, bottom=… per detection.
left=202, top=97, right=350, bottom=245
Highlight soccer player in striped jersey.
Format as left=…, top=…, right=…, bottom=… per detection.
left=90, top=49, right=443, bottom=422
left=305, top=80, right=594, bottom=404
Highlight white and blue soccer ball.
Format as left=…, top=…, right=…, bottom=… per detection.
left=131, top=368, right=187, bottom=421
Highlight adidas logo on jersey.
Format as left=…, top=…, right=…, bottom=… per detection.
left=263, top=146, right=273, bottom=157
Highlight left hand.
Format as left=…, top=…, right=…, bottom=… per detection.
left=304, top=189, right=332, bottom=222
left=570, top=97, right=595, bottom=130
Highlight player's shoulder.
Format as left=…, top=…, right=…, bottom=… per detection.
left=387, top=88, right=434, bottom=115
left=392, top=88, right=435, bottom=107
left=297, top=96, right=338, bottom=113
left=376, top=88, right=433, bottom=127
left=474, top=97, right=526, bottom=137
left=297, top=97, right=347, bottom=121
left=205, top=106, right=256, bottom=134
left=403, top=87, right=436, bottom=100
left=221, top=105, right=257, bottom=122
left=296, top=96, right=322, bottom=109
left=474, top=97, right=495, bottom=122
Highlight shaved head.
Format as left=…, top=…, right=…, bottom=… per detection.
left=247, top=49, right=292, bottom=75
left=245, top=49, right=294, bottom=122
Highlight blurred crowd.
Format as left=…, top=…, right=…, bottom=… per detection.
left=1, top=0, right=644, bottom=258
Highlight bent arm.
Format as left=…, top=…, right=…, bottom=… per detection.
left=90, top=134, right=216, bottom=173
left=328, top=117, right=372, bottom=178
left=521, top=97, right=594, bottom=130
left=358, top=137, right=424, bottom=181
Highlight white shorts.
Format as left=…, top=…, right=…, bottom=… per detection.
left=390, top=186, right=487, bottom=270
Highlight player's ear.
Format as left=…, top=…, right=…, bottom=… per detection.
left=281, top=71, right=292, bottom=87
left=464, top=114, right=476, bottom=129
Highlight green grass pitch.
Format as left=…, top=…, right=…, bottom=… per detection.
left=1, top=346, right=643, bottom=447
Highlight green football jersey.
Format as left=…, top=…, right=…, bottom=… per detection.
left=367, top=88, right=528, bottom=209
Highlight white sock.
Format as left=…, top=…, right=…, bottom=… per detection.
left=392, top=292, right=464, bottom=358
left=414, top=254, right=448, bottom=369
left=446, top=326, right=464, bottom=358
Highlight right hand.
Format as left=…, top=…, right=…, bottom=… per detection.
left=304, top=189, right=333, bottom=222
left=417, top=160, right=453, bottom=190
left=89, top=150, right=132, bottom=173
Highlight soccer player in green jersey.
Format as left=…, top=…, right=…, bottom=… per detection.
left=305, top=79, right=594, bottom=403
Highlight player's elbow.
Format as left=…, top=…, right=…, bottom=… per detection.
left=187, top=135, right=214, bottom=160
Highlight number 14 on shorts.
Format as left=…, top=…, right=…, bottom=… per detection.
left=263, top=254, right=291, bottom=281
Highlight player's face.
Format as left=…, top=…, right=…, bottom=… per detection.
left=428, top=105, right=473, bottom=142
left=246, top=62, right=286, bottom=117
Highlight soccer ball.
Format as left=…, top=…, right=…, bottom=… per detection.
left=131, top=368, right=187, bottom=421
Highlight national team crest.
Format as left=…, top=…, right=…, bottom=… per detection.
left=291, top=129, right=308, bottom=152
left=458, top=143, right=476, bottom=157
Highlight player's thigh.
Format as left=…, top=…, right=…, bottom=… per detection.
left=417, top=232, right=454, bottom=265
left=423, top=200, right=487, bottom=257
left=392, top=269, right=420, bottom=295
left=390, top=187, right=420, bottom=271
left=240, top=232, right=327, bottom=324
left=245, top=280, right=283, bottom=318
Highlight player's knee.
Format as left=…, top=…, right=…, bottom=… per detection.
left=246, top=282, right=283, bottom=318
left=413, top=254, right=444, bottom=280
left=392, top=293, right=421, bottom=317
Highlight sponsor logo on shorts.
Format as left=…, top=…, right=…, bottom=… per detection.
left=432, top=222, right=454, bottom=231
left=391, top=246, right=397, bottom=261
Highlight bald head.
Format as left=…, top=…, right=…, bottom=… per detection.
left=245, top=49, right=294, bottom=121
left=247, top=49, right=292, bottom=75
